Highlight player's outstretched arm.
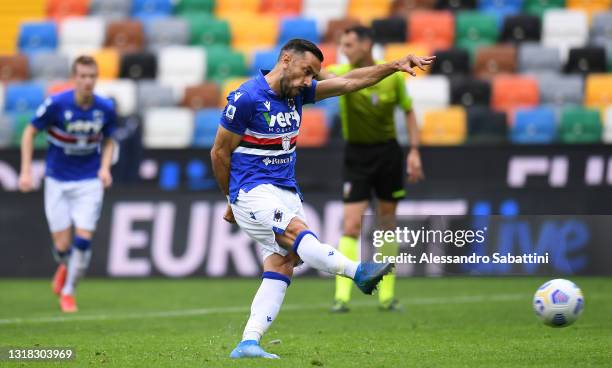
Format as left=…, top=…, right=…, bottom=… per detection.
left=18, top=125, right=38, bottom=192
left=314, top=54, right=435, bottom=101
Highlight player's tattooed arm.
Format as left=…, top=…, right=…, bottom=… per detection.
left=211, top=126, right=243, bottom=223
left=18, top=125, right=39, bottom=192
left=314, top=54, right=435, bottom=101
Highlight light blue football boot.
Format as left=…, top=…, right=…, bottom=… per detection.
left=229, top=340, right=279, bottom=359
left=353, top=262, right=395, bottom=295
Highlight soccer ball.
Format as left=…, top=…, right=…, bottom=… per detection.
left=533, top=279, right=584, bottom=327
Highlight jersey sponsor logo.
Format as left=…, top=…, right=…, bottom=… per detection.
left=262, top=156, right=293, bottom=166
left=64, top=120, right=103, bottom=135
left=226, top=105, right=236, bottom=120
left=263, top=110, right=301, bottom=129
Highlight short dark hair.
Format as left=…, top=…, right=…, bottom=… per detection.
left=344, top=25, right=374, bottom=42
left=278, top=39, right=324, bottom=62
left=71, top=55, right=97, bottom=75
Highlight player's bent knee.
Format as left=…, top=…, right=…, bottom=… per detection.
left=282, top=217, right=309, bottom=241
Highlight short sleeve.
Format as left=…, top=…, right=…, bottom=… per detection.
left=396, top=73, right=413, bottom=112
left=102, top=101, right=118, bottom=138
left=220, top=89, right=253, bottom=135
left=302, top=79, right=318, bottom=105
left=31, top=97, right=56, bottom=130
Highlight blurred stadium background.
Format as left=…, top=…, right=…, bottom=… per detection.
left=1, top=0, right=612, bottom=276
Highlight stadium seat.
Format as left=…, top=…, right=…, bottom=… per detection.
left=119, top=52, right=157, bottom=80
left=59, top=17, right=106, bottom=56
left=510, top=106, right=556, bottom=143
left=157, top=46, right=206, bottom=98
left=537, top=73, right=584, bottom=107
left=477, top=0, right=523, bottom=26
left=566, top=0, right=611, bottom=20
left=421, top=106, right=467, bottom=145
left=10, top=111, right=48, bottom=148
left=474, top=45, right=517, bottom=79
left=523, top=0, right=565, bottom=17
left=318, top=43, right=338, bottom=68
left=131, top=0, right=173, bottom=19
left=0, top=114, right=12, bottom=148
left=299, top=108, right=329, bottom=147
left=182, top=83, right=221, bottom=109
left=603, top=106, right=612, bottom=143
left=491, top=75, right=539, bottom=114
left=185, top=14, right=230, bottom=47
left=5, top=82, right=45, bottom=113
left=450, top=76, right=491, bottom=106
left=467, top=106, right=507, bottom=143
left=0, top=83, right=4, bottom=113
left=261, top=0, right=302, bottom=16
left=215, top=0, right=260, bottom=17
left=137, top=80, right=176, bottom=110
left=146, top=17, right=190, bottom=51
left=0, top=55, right=29, bottom=83
left=47, top=80, right=75, bottom=95
left=584, top=74, right=612, bottom=110
left=95, top=80, right=137, bottom=116
left=252, top=49, right=281, bottom=74
left=455, top=11, right=498, bottom=59
left=590, top=12, right=612, bottom=46
left=323, top=18, right=361, bottom=44
left=205, top=46, right=246, bottom=82
left=90, top=0, right=131, bottom=20
left=409, top=11, right=455, bottom=51
left=93, top=48, right=120, bottom=80
left=385, top=43, right=432, bottom=77
left=431, top=48, right=471, bottom=75
left=500, top=14, right=541, bottom=43
left=225, top=14, right=279, bottom=54
left=559, top=106, right=602, bottom=143
left=175, top=0, right=215, bottom=14
left=303, top=0, right=350, bottom=34
left=348, top=0, right=392, bottom=25
left=372, top=17, right=407, bottom=44
left=143, top=107, right=195, bottom=148
left=29, top=52, right=70, bottom=81
left=518, top=43, right=561, bottom=73
left=564, top=46, right=607, bottom=74
left=193, top=108, right=222, bottom=148
left=219, top=77, right=249, bottom=107
left=18, top=22, right=58, bottom=55
left=47, top=0, right=88, bottom=19
left=435, top=0, right=476, bottom=11
left=278, top=18, right=320, bottom=45
left=105, top=20, right=145, bottom=52
left=406, top=75, right=451, bottom=124
left=542, top=10, right=588, bottom=62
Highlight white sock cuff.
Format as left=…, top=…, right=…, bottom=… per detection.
left=292, top=230, right=318, bottom=256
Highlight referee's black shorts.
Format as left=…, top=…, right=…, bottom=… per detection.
left=342, top=139, right=406, bottom=203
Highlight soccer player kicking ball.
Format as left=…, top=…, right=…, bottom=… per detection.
left=322, top=26, right=425, bottom=313
left=211, top=38, right=434, bottom=359
left=19, top=56, right=117, bottom=313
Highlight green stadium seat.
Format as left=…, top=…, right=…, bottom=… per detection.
left=559, top=106, right=602, bottom=144
left=10, top=111, right=47, bottom=148
left=455, top=11, right=498, bottom=60
left=523, top=0, right=565, bottom=18
left=185, top=13, right=231, bottom=47
left=205, top=45, right=246, bottom=83
left=175, top=0, right=215, bottom=14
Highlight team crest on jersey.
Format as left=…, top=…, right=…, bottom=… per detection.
left=273, top=209, right=283, bottom=223
left=287, top=98, right=296, bottom=110
left=282, top=135, right=291, bottom=151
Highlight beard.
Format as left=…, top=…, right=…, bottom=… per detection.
left=279, top=76, right=302, bottom=98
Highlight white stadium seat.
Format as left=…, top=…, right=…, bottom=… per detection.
left=603, top=106, right=612, bottom=143
left=95, top=79, right=137, bottom=116
left=59, top=17, right=106, bottom=56
left=0, top=82, right=4, bottom=113
left=157, top=46, right=206, bottom=100
left=302, top=0, right=348, bottom=33
left=143, top=107, right=194, bottom=148
left=406, top=75, right=451, bottom=126
left=542, top=10, right=588, bottom=62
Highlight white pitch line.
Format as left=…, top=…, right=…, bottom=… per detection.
left=0, top=294, right=524, bottom=326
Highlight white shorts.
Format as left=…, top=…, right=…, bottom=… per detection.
left=231, top=184, right=306, bottom=261
left=44, top=177, right=104, bottom=233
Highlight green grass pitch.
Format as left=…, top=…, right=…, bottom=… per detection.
left=1, top=277, right=611, bottom=367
